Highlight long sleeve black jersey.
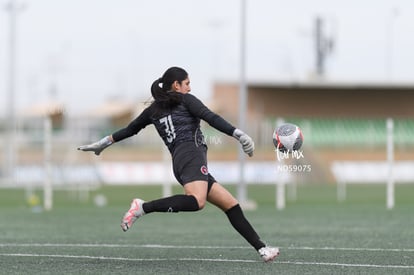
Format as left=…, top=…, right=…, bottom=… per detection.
left=112, top=93, right=236, bottom=153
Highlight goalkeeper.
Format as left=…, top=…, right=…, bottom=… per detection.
left=78, top=67, right=279, bottom=262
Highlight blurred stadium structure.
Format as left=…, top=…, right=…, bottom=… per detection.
left=1, top=82, right=414, bottom=210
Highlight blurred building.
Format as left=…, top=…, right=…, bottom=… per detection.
left=20, top=100, right=65, bottom=130
left=212, top=81, right=414, bottom=123
left=212, top=81, right=414, bottom=183
left=85, top=99, right=143, bottom=128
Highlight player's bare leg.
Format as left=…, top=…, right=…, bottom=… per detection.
left=183, top=180, right=208, bottom=209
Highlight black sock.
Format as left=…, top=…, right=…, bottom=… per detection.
left=142, top=195, right=199, bottom=213
left=225, top=204, right=265, bottom=251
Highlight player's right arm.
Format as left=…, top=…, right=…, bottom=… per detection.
left=183, top=93, right=235, bottom=135
left=183, top=93, right=254, bottom=156
left=78, top=106, right=152, bottom=155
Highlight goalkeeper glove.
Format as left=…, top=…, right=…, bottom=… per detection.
left=77, top=136, right=113, bottom=156
left=232, top=129, right=254, bottom=157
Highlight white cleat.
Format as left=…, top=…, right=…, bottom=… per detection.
left=121, top=198, right=145, bottom=232
left=258, top=246, right=280, bottom=263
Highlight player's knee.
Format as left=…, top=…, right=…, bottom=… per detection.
left=197, top=199, right=206, bottom=210
left=194, top=196, right=206, bottom=210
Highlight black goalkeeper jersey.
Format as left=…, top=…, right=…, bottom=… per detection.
left=112, top=93, right=236, bottom=154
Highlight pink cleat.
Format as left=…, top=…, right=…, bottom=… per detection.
left=121, top=198, right=145, bottom=232
left=258, top=246, right=280, bottom=263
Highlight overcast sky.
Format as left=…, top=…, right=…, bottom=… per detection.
left=0, top=0, right=413, bottom=116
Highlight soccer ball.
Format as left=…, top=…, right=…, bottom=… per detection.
left=273, top=123, right=303, bottom=152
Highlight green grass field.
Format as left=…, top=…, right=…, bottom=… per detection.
left=1, top=184, right=413, bottom=274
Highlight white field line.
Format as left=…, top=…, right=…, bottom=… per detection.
left=0, top=253, right=414, bottom=269
left=0, top=243, right=414, bottom=252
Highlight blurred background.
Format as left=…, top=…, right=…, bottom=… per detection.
left=1, top=0, right=413, bottom=210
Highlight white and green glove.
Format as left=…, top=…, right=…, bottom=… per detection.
left=77, top=136, right=113, bottom=156
left=233, top=129, right=254, bottom=157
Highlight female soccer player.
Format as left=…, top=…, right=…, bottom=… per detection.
left=78, top=67, right=279, bottom=262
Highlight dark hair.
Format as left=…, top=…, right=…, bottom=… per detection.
left=150, top=67, right=188, bottom=109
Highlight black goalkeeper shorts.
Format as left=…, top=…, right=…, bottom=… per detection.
left=171, top=142, right=216, bottom=192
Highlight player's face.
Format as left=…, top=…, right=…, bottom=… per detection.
left=174, top=78, right=191, bottom=94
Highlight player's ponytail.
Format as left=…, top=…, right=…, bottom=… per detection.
left=151, top=67, right=187, bottom=109
left=150, top=78, right=165, bottom=101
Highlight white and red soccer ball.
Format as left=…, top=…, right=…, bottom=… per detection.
left=273, top=123, right=304, bottom=152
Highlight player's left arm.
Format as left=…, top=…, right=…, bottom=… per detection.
left=78, top=106, right=152, bottom=155
left=111, top=107, right=152, bottom=142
